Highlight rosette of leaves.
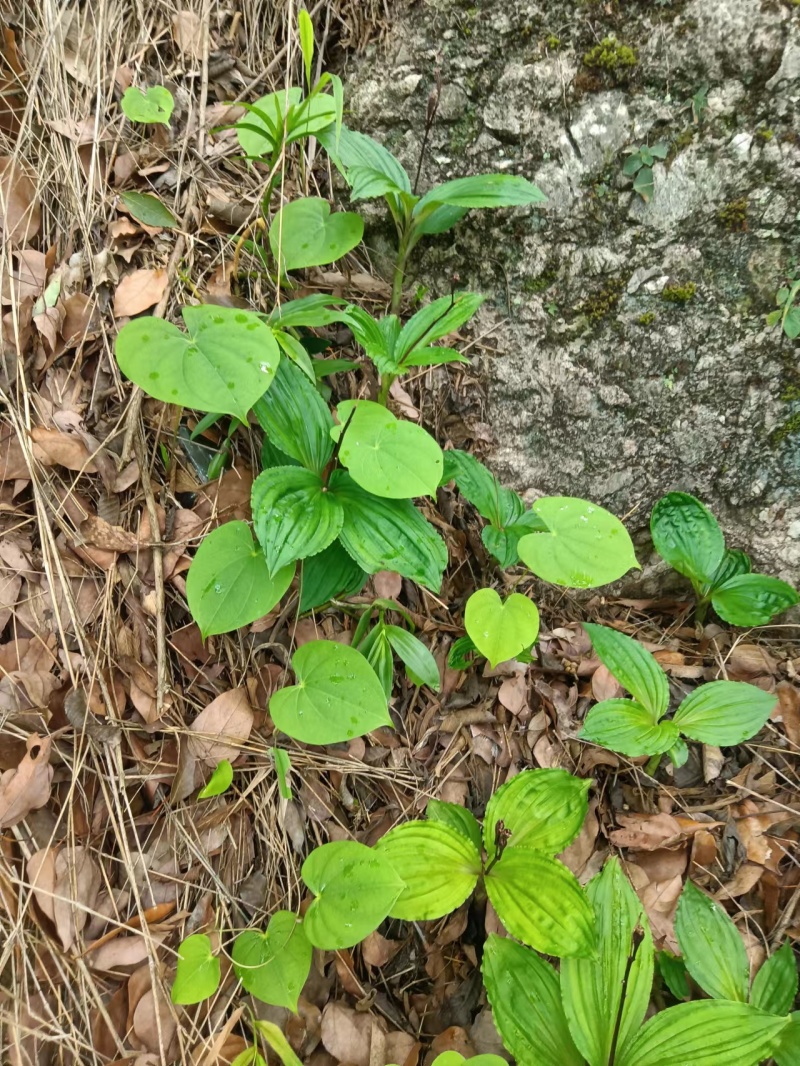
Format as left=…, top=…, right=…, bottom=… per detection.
left=766, top=277, right=800, bottom=340
left=351, top=598, right=440, bottom=696
left=651, top=492, right=798, bottom=625
left=580, top=623, right=777, bottom=767
left=483, top=857, right=790, bottom=1066
left=374, top=769, right=596, bottom=959
left=622, top=142, right=668, bottom=202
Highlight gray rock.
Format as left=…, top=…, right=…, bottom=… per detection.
left=342, top=0, right=800, bottom=584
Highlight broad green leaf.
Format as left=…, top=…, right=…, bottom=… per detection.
left=297, top=8, right=314, bottom=88
left=412, top=203, right=469, bottom=237
left=116, top=306, right=279, bottom=421
left=267, top=294, right=348, bottom=329
left=623, top=154, right=643, bottom=177
left=485, top=848, right=596, bottom=958
left=232, top=911, right=311, bottom=1011
left=672, top=680, right=776, bottom=746
left=708, top=547, right=752, bottom=591
left=712, top=573, right=799, bottom=626
left=518, top=497, right=639, bottom=588
left=119, top=190, right=178, bottom=228
left=186, top=521, right=294, bottom=639
left=346, top=166, right=406, bottom=201
left=633, top=164, right=654, bottom=200
left=330, top=470, right=448, bottom=591
left=583, top=623, right=669, bottom=718
left=616, top=1000, right=788, bottom=1066
left=483, top=935, right=583, bottom=1066
left=441, top=448, right=525, bottom=529
left=785, top=307, right=800, bottom=339
left=335, top=400, right=443, bottom=499
left=317, top=124, right=412, bottom=195
left=374, top=821, right=481, bottom=920
left=561, top=858, right=654, bottom=1066
left=270, top=197, right=363, bottom=272
left=751, top=943, right=798, bottom=1016
left=344, top=307, right=399, bottom=373
left=414, top=173, right=546, bottom=215
left=401, top=345, right=469, bottom=368
left=299, top=540, right=367, bottom=612
left=198, top=759, right=233, bottom=799
left=396, top=293, right=484, bottom=364
left=251, top=467, right=343, bottom=574
left=121, top=85, right=174, bottom=124
left=274, top=328, right=316, bottom=381
left=171, top=934, right=220, bottom=1004
left=270, top=639, right=390, bottom=744
left=464, top=588, right=540, bottom=668
left=426, top=799, right=482, bottom=854
left=384, top=625, right=440, bottom=690
left=580, top=699, right=680, bottom=757
left=776, top=1014, right=800, bottom=1066
left=650, top=492, right=725, bottom=587
left=253, top=357, right=334, bottom=474
left=674, top=880, right=749, bottom=1001
left=667, top=736, right=689, bottom=768
left=658, top=950, right=691, bottom=1000
left=301, top=840, right=405, bottom=949
left=484, top=768, right=591, bottom=859
left=430, top=1056, right=506, bottom=1066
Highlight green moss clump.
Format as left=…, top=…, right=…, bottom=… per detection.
left=662, top=281, right=697, bottom=304
left=717, top=198, right=748, bottom=232
left=545, top=34, right=562, bottom=50
left=582, top=37, right=638, bottom=73
left=580, top=278, right=625, bottom=322
left=672, top=128, right=695, bottom=153
left=771, top=411, right=800, bottom=446
left=780, top=383, right=800, bottom=403
left=757, top=128, right=775, bottom=142
left=522, top=269, right=557, bottom=294
left=637, top=311, right=656, bottom=326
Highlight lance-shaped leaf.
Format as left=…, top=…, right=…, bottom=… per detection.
left=485, top=847, right=596, bottom=958
left=414, top=174, right=546, bottom=215
left=483, top=768, right=591, bottom=859
left=426, top=799, right=482, bottom=854
left=441, top=448, right=526, bottom=529
left=232, top=912, right=311, bottom=1011
left=270, top=639, right=390, bottom=744
left=171, top=934, right=220, bottom=1004
left=384, top=625, right=440, bottom=690
left=776, top=1014, right=800, bottom=1066
left=116, top=306, right=279, bottom=421
left=518, top=497, right=639, bottom=588
left=672, top=680, right=777, bottom=746
left=301, top=840, right=405, bottom=949
left=584, top=623, right=669, bottom=718
left=483, top=934, right=583, bottom=1066
left=712, top=574, right=799, bottom=627
left=561, top=858, right=654, bottom=1066
left=374, top=821, right=481, bottom=920
left=616, top=1000, right=788, bottom=1066
left=580, top=699, right=680, bottom=757
left=751, top=943, right=799, bottom=1016
left=251, top=467, right=343, bottom=574
left=317, top=124, right=412, bottom=196
left=299, top=541, right=367, bottom=613
left=253, top=356, right=334, bottom=474
left=395, top=292, right=484, bottom=366
left=650, top=492, right=725, bottom=587
left=270, top=197, right=363, bottom=272
left=674, top=880, right=749, bottom=1001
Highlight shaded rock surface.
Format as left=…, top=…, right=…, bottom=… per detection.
left=342, top=0, right=800, bottom=587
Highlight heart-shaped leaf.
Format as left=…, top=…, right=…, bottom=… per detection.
left=580, top=699, right=680, bottom=757
left=374, top=821, right=481, bottom=920
left=251, top=466, right=343, bottom=574
left=186, top=521, right=295, bottom=639
left=483, top=769, right=591, bottom=859
left=270, top=197, right=363, bottom=272
left=464, top=588, right=539, bottom=667
left=121, top=85, right=174, bottom=125
left=116, top=305, right=280, bottom=420
left=485, top=848, right=596, bottom=958
left=269, top=639, right=391, bottom=744
left=301, top=840, right=405, bottom=949
left=335, top=400, right=443, bottom=499
left=518, top=497, right=639, bottom=588
left=672, top=680, right=776, bottom=746
left=171, top=934, right=220, bottom=1004
left=232, top=911, right=312, bottom=1011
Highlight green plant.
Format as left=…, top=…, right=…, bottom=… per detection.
left=767, top=278, right=800, bottom=340
left=650, top=492, right=799, bottom=624
left=464, top=587, right=540, bottom=667
left=622, top=143, right=668, bottom=202
left=483, top=857, right=791, bottom=1066
left=661, top=280, right=697, bottom=304
left=352, top=597, right=441, bottom=695
left=718, top=198, right=749, bottom=231
left=582, top=36, right=638, bottom=75
left=579, top=622, right=778, bottom=769
left=121, top=85, right=174, bottom=125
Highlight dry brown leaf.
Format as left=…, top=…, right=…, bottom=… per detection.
left=0, top=734, right=53, bottom=828
left=361, top=929, right=402, bottom=968
left=113, top=268, right=168, bottom=317
left=52, top=845, right=102, bottom=950
left=498, top=674, right=527, bottom=715
left=27, top=846, right=57, bottom=921
left=0, top=425, right=29, bottom=480
left=609, top=812, right=683, bottom=851
left=320, top=1002, right=377, bottom=1066
left=373, top=571, right=402, bottom=599
left=31, top=426, right=98, bottom=472
left=132, top=984, right=178, bottom=1057
left=61, top=292, right=99, bottom=347
left=0, top=156, right=41, bottom=244
left=1, top=248, right=47, bottom=303
left=80, top=515, right=139, bottom=552
left=703, top=744, right=725, bottom=782
left=591, top=664, right=623, bottom=702
left=774, top=681, right=800, bottom=746
left=559, top=799, right=600, bottom=879
left=188, top=688, right=253, bottom=765
left=171, top=11, right=205, bottom=57
left=728, top=643, right=778, bottom=678
left=88, top=934, right=161, bottom=971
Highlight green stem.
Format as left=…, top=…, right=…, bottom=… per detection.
left=378, top=229, right=413, bottom=405
left=645, top=753, right=662, bottom=777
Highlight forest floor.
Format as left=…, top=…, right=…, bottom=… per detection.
left=0, top=2, right=798, bottom=1065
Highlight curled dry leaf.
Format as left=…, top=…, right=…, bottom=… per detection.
left=113, top=267, right=168, bottom=317
left=188, top=688, right=253, bottom=765
left=0, top=156, right=41, bottom=244
left=79, top=515, right=139, bottom=553
left=27, top=846, right=57, bottom=921
left=31, top=426, right=98, bottom=472
left=1, top=248, right=47, bottom=303
left=321, top=1002, right=380, bottom=1066
left=609, top=812, right=683, bottom=851
left=171, top=10, right=205, bottom=58
left=52, top=845, right=102, bottom=951
left=591, top=663, right=623, bottom=702
left=0, top=733, right=53, bottom=828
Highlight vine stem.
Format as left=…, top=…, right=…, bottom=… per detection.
left=377, top=231, right=413, bottom=404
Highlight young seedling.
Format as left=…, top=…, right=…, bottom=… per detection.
left=622, top=142, right=668, bottom=202
left=766, top=277, right=800, bottom=340
left=121, top=85, right=174, bottom=125
left=351, top=598, right=440, bottom=696
left=651, top=492, right=798, bottom=625
left=579, top=622, right=777, bottom=769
